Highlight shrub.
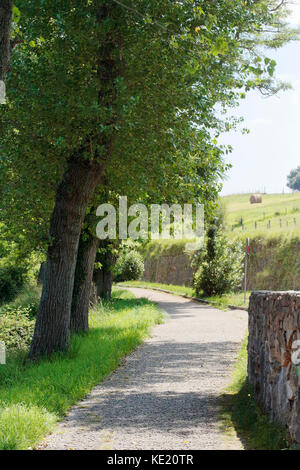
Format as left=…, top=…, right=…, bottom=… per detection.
left=194, top=227, right=244, bottom=296
left=0, top=265, right=25, bottom=303
left=115, top=250, right=144, bottom=282
left=0, top=306, right=35, bottom=352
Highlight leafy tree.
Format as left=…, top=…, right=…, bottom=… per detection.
left=193, top=226, right=244, bottom=296
left=0, top=0, right=296, bottom=358
left=287, top=166, right=300, bottom=191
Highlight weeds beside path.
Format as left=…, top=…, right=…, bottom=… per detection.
left=219, top=337, right=290, bottom=450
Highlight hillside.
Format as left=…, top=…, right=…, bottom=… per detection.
left=222, top=192, right=300, bottom=236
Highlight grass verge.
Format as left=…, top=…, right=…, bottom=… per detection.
left=117, top=281, right=250, bottom=310
left=0, top=287, right=163, bottom=450
left=219, top=336, right=290, bottom=450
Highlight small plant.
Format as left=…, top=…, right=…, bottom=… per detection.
left=194, top=226, right=244, bottom=296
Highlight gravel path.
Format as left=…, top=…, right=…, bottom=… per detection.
left=40, top=288, right=248, bottom=450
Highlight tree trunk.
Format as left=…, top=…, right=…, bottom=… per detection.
left=0, top=0, right=13, bottom=81
left=70, top=232, right=99, bottom=334
left=93, top=241, right=116, bottom=300
left=37, top=262, right=46, bottom=284
left=93, top=267, right=113, bottom=300
left=29, top=157, right=103, bottom=359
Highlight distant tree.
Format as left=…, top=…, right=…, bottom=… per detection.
left=287, top=167, right=300, bottom=191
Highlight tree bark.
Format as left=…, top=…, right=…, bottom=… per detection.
left=94, top=267, right=113, bottom=300
left=70, top=232, right=99, bottom=334
left=29, top=157, right=103, bottom=359
left=0, top=0, right=13, bottom=81
left=93, top=241, right=116, bottom=300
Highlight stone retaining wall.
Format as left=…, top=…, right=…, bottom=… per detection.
left=142, top=254, right=194, bottom=286
left=248, top=291, right=300, bottom=444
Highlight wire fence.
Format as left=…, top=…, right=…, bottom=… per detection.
left=231, top=217, right=298, bottom=231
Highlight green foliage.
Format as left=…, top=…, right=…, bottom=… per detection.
left=0, top=285, right=40, bottom=352
left=141, top=239, right=195, bottom=259
left=1, top=0, right=296, bottom=256
left=0, top=306, right=35, bottom=351
left=287, top=166, right=300, bottom=192
left=220, top=337, right=290, bottom=450
left=194, top=227, right=244, bottom=296
left=0, top=290, right=162, bottom=449
left=237, top=234, right=300, bottom=290
left=0, top=265, right=26, bottom=303
left=115, top=250, right=144, bottom=282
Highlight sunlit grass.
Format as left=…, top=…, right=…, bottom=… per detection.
left=117, top=281, right=250, bottom=309
left=223, top=192, right=300, bottom=237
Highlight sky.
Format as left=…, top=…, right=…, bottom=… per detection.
left=220, top=1, right=300, bottom=195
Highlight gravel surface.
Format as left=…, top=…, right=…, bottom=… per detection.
left=39, top=288, right=248, bottom=450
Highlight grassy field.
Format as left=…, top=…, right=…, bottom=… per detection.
left=118, top=281, right=250, bottom=309
left=0, top=288, right=162, bottom=450
left=223, top=192, right=300, bottom=237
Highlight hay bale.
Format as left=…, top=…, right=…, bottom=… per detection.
left=250, top=194, right=262, bottom=204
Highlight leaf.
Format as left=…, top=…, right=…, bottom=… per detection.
left=13, top=6, right=21, bottom=24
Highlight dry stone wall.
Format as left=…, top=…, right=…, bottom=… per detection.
left=248, top=291, right=300, bottom=444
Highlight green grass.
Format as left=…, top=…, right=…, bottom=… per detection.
left=118, top=280, right=194, bottom=297
left=201, top=291, right=250, bottom=309
left=223, top=192, right=300, bottom=237
left=3, top=284, right=41, bottom=311
left=117, top=281, right=250, bottom=309
left=0, top=288, right=163, bottom=450
left=219, top=336, right=290, bottom=450
left=141, top=239, right=197, bottom=259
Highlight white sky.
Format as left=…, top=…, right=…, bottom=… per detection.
left=220, top=1, right=300, bottom=195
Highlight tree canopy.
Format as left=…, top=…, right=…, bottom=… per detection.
left=0, top=0, right=297, bottom=357
left=287, top=166, right=300, bottom=192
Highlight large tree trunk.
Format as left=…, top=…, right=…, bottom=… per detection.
left=0, top=0, right=13, bottom=81
left=29, top=157, right=103, bottom=359
left=70, top=232, right=99, bottom=334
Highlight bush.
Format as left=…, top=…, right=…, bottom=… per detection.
left=115, top=250, right=144, bottom=282
left=0, top=306, right=35, bottom=352
left=0, top=265, right=26, bottom=303
left=194, top=227, right=243, bottom=296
